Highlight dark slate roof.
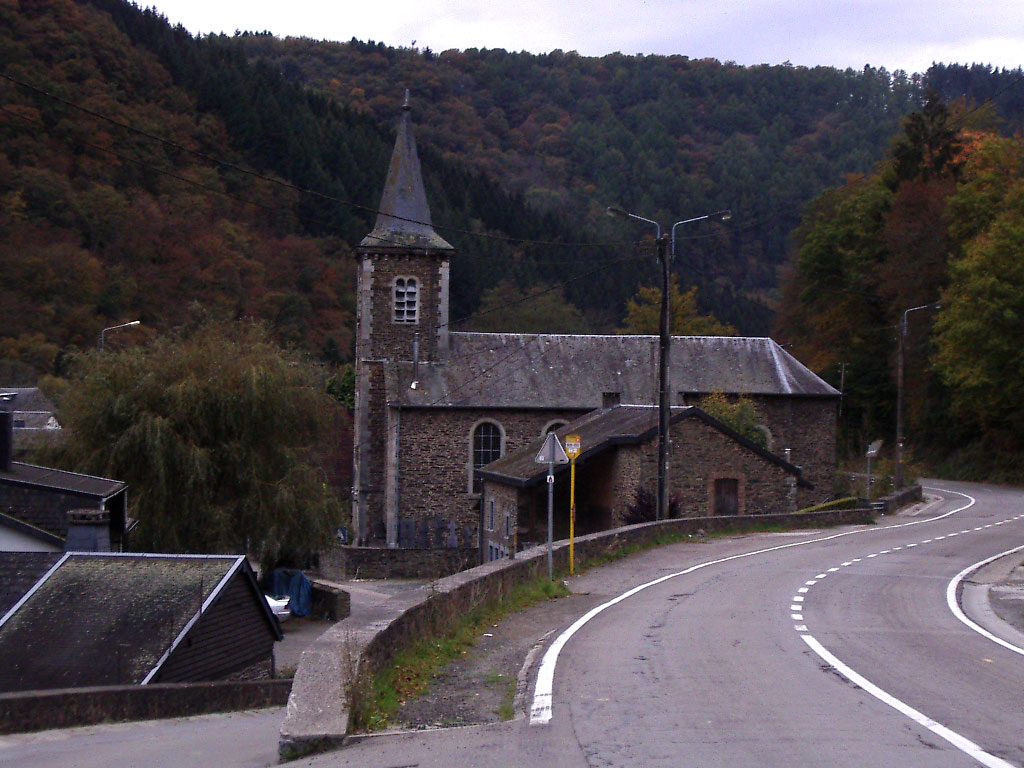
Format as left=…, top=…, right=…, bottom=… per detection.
left=387, top=333, right=839, bottom=409
left=1, top=387, right=62, bottom=451
left=0, top=462, right=125, bottom=500
left=0, top=553, right=280, bottom=692
left=0, top=387, right=57, bottom=413
left=0, top=552, right=61, bottom=616
left=478, top=404, right=809, bottom=489
left=359, top=97, right=454, bottom=252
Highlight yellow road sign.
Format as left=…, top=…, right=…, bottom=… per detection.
left=565, top=434, right=581, bottom=459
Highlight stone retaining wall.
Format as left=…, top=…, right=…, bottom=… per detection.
left=0, top=678, right=292, bottom=735
left=279, top=503, right=881, bottom=760
left=319, top=544, right=479, bottom=580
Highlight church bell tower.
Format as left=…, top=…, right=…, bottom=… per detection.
left=351, top=93, right=454, bottom=545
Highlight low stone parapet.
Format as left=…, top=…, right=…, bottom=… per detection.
left=279, top=505, right=879, bottom=760
left=0, top=678, right=291, bottom=735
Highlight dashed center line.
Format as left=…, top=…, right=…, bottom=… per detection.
left=789, top=488, right=1020, bottom=768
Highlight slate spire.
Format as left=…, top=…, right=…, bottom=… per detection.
left=360, top=91, right=454, bottom=251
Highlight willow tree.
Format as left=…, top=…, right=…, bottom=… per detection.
left=57, top=320, right=343, bottom=569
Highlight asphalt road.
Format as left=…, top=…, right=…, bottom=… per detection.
left=297, top=480, right=1024, bottom=768
left=4, top=480, right=1022, bottom=767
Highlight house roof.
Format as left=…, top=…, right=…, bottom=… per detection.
left=0, top=553, right=281, bottom=692
left=0, top=462, right=125, bottom=500
left=1, top=387, right=62, bottom=451
left=1, top=387, right=57, bottom=413
left=0, top=510, right=65, bottom=550
left=359, top=96, right=454, bottom=253
left=386, top=333, right=839, bottom=409
left=477, top=404, right=810, bottom=489
left=0, top=463, right=127, bottom=542
left=0, top=552, right=62, bottom=616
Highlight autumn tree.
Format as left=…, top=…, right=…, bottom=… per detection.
left=697, top=393, right=768, bottom=449
left=933, top=134, right=1024, bottom=446
left=54, top=320, right=345, bottom=569
left=618, top=277, right=736, bottom=336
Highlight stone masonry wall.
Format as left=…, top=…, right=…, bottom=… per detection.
left=365, top=254, right=446, bottom=363
left=481, top=482, right=519, bottom=560
left=755, top=396, right=836, bottom=504
left=395, top=407, right=583, bottom=536
left=602, top=417, right=797, bottom=524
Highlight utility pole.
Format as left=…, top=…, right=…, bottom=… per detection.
left=656, top=234, right=671, bottom=522
left=895, top=302, right=939, bottom=489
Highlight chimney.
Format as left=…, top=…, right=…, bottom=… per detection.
left=66, top=508, right=112, bottom=552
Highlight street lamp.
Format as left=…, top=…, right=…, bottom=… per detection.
left=895, top=301, right=939, bottom=489
left=606, top=205, right=731, bottom=521
left=98, top=320, right=140, bottom=350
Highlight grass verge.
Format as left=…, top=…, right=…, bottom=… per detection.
left=352, top=577, right=568, bottom=731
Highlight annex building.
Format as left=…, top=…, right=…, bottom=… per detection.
left=349, top=101, right=839, bottom=568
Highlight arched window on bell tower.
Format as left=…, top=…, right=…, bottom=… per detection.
left=393, top=277, right=418, bottom=324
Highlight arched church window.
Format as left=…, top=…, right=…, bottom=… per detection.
left=471, top=421, right=503, bottom=493
left=393, top=277, right=418, bottom=323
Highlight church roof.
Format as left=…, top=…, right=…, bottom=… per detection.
left=385, top=333, right=839, bottom=409
left=477, top=405, right=810, bottom=488
left=359, top=95, right=454, bottom=252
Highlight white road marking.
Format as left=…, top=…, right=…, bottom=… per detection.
left=531, top=489, right=974, bottom=725
left=793, top=595, right=805, bottom=602
left=798, top=587, right=809, bottom=593
left=802, top=635, right=1014, bottom=768
left=791, top=613, right=803, bottom=620
left=946, top=545, right=1024, bottom=658
left=793, top=489, right=1024, bottom=767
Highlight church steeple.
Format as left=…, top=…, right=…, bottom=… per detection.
left=360, top=91, right=454, bottom=252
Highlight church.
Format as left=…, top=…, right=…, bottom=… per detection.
left=350, top=99, right=839, bottom=568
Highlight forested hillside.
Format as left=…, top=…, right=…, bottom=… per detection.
left=778, top=93, right=1024, bottom=477
left=3, top=0, right=1022, bottom=393
left=0, top=0, right=586, bottom=382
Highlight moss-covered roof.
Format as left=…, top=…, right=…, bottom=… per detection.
left=0, top=553, right=259, bottom=692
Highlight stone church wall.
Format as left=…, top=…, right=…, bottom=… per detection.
left=395, top=407, right=583, bottom=543
left=754, top=395, right=836, bottom=504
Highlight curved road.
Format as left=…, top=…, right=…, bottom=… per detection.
left=3, top=481, right=1022, bottom=767
left=307, top=480, right=1024, bottom=767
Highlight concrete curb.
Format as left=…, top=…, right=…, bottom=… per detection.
left=278, top=505, right=880, bottom=761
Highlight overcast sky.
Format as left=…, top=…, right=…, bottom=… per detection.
left=147, top=0, right=1024, bottom=74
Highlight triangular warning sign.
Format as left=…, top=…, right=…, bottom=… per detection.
left=535, top=432, right=570, bottom=465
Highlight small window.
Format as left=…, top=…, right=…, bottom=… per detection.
left=505, top=509, right=511, bottom=538
left=393, top=277, right=418, bottom=324
left=488, top=499, right=495, bottom=531
left=472, top=422, right=502, bottom=493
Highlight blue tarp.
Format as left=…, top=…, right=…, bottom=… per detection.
left=267, top=569, right=312, bottom=617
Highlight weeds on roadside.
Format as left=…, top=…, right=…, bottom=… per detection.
left=351, top=577, right=569, bottom=730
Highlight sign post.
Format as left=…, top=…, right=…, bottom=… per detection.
left=866, top=439, right=883, bottom=500
left=565, top=435, right=581, bottom=574
left=535, top=432, right=569, bottom=580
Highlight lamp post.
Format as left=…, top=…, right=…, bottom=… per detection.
left=98, top=320, right=140, bottom=350
left=606, top=206, right=730, bottom=521
left=895, top=301, right=939, bottom=489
